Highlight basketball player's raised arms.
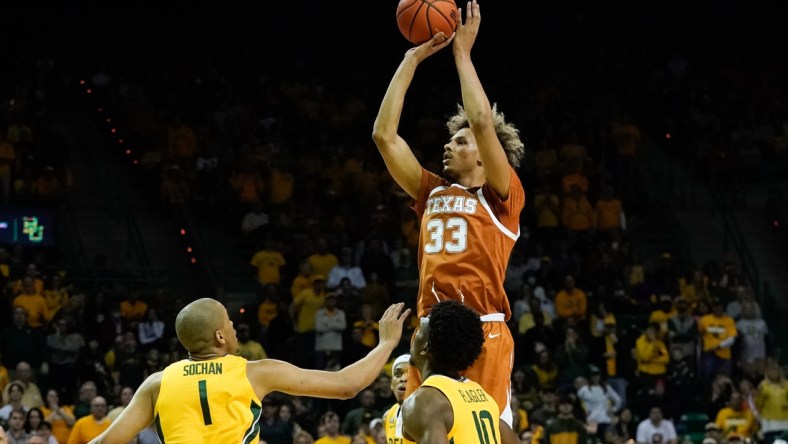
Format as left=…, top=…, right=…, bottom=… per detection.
left=453, top=0, right=512, bottom=198
left=373, top=32, right=453, bottom=199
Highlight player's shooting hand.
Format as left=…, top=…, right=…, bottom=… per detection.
left=453, top=0, right=480, bottom=57
left=377, top=302, right=411, bottom=347
left=406, top=31, right=454, bottom=63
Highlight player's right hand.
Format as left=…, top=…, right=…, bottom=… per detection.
left=453, top=0, right=480, bottom=56
left=378, top=302, right=411, bottom=347
left=405, top=31, right=455, bottom=63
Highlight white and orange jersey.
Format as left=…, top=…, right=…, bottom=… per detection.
left=411, top=167, right=525, bottom=320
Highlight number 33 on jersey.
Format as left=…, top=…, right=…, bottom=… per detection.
left=413, top=169, right=525, bottom=320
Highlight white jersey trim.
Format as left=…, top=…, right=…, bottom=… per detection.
left=394, top=405, right=404, bottom=438
left=475, top=189, right=520, bottom=241
left=428, top=186, right=449, bottom=198
left=480, top=313, right=505, bottom=322
left=501, top=352, right=514, bottom=427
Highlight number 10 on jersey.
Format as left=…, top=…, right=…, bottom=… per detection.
left=473, top=410, right=498, bottom=444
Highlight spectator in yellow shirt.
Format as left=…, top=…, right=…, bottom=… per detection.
left=250, top=238, right=286, bottom=286
left=228, top=165, right=265, bottom=206
left=257, top=284, right=279, bottom=332
left=67, top=396, right=110, bottom=444
left=41, top=388, right=76, bottom=444
left=10, top=263, right=45, bottom=296
left=634, top=323, right=669, bottom=391
left=595, top=186, right=625, bottom=236
left=291, top=260, right=314, bottom=300
left=560, top=135, right=589, bottom=167
left=0, top=247, right=10, bottom=283
left=0, top=354, right=8, bottom=394
left=44, top=274, right=70, bottom=321
left=512, top=395, right=530, bottom=434
left=269, top=159, right=295, bottom=205
left=648, top=294, right=677, bottom=339
left=315, top=411, right=351, bottom=444
left=308, top=238, right=339, bottom=277
left=554, top=275, right=587, bottom=325
left=698, top=299, right=737, bottom=381
left=119, top=292, right=148, bottom=326
left=291, top=275, right=328, bottom=366
left=589, top=301, right=616, bottom=339
left=235, top=323, right=267, bottom=361
left=560, top=161, right=589, bottom=195
left=352, top=304, right=380, bottom=349
left=533, top=184, right=561, bottom=244
left=715, top=392, right=756, bottom=440
left=756, top=363, right=788, bottom=441
left=679, top=270, right=710, bottom=304
left=13, top=277, right=48, bottom=328
left=561, top=185, right=595, bottom=236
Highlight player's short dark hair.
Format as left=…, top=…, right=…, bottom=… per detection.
left=428, top=300, right=484, bottom=376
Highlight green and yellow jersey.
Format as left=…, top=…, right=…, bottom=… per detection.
left=383, top=403, right=404, bottom=444
left=155, top=355, right=262, bottom=443
left=406, top=375, right=501, bottom=444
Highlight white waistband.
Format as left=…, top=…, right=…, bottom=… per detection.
left=480, top=313, right=505, bottom=322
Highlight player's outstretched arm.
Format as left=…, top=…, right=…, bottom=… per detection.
left=249, top=303, right=411, bottom=400
left=453, top=0, right=512, bottom=199
left=88, top=372, right=162, bottom=444
left=402, top=387, right=453, bottom=444
left=372, top=33, right=453, bottom=199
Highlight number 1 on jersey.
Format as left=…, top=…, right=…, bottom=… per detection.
left=198, top=379, right=213, bottom=425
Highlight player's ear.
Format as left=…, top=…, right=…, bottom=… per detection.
left=215, top=329, right=226, bottom=345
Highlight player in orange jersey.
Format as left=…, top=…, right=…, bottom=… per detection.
left=372, top=0, right=525, bottom=427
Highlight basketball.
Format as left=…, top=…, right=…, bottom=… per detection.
left=396, top=0, right=459, bottom=45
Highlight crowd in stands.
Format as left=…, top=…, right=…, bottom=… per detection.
left=0, top=53, right=71, bottom=205
left=637, top=53, right=788, bottom=193
left=0, top=112, right=69, bottom=204
left=2, top=3, right=788, bottom=444
left=1, top=240, right=781, bottom=444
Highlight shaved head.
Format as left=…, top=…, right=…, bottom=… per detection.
left=176, top=298, right=228, bottom=353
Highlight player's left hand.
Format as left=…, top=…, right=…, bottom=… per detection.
left=378, top=302, right=412, bottom=347
left=453, top=0, right=480, bottom=56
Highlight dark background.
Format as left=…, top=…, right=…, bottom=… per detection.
left=6, top=1, right=785, bottom=81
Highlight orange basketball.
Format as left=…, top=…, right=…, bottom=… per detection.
left=396, top=0, right=459, bottom=45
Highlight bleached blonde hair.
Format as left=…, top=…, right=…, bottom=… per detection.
left=445, top=104, right=525, bottom=169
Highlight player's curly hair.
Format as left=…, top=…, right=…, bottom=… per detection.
left=427, top=300, right=484, bottom=376
left=445, top=104, right=525, bottom=169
